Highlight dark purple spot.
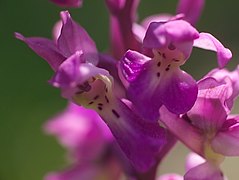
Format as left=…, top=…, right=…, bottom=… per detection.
left=165, top=67, right=170, bottom=71
left=157, top=72, right=160, bottom=77
left=168, top=43, right=176, bottom=50
left=94, top=95, right=99, bottom=100
left=112, top=109, right=120, bottom=118
left=98, top=106, right=103, bottom=111
left=88, top=101, right=94, bottom=105
left=98, top=103, right=103, bottom=106
left=78, top=82, right=91, bottom=92
left=173, top=58, right=180, bottom=62
left=162, top=53, right=166, bottom=59
left=105, top=95, right=109, bottom=103
left=157, top=62, right=161, bottom=67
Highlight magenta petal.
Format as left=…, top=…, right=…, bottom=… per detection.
left=52, top=20, right=63, bottom=43
left=205, top=67, right=239, bottom=110
left=212, top=118, right=239, bottom=156
left=159, top=69, right=198, bottom=114
left=58, top=11, right=98, bottom=65
left=106, top=100, right=166, bottom=172
left=158, top=173, right=183, bottom=180
left=185, top=152, right=205, bottom=172
left=15, top=32, right=65, bottom=71
left=176, top=0, right=205, bottom=25
left=193, top=33, right=232, bottom=68
left=119, top=50, right=162, bottom=120
left=119, top=50, right=151, bottom=84
left=159, top=106, right=204, bottom=155
left=184, top=162, right=224, bottom=180
left=187, top=98, right=228, bottom=133
left=49, top=0, right=83, bottom=8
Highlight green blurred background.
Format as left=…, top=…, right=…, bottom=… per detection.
left=1, top=0, right=239, bottom=179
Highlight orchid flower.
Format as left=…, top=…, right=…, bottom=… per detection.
left=160, top=77, right=239, bottom=180
left=119, top=19, right=232, bottom=121
left=16, top=10, right=172, bottom=174
left=49, top=0, right=83, bottom=8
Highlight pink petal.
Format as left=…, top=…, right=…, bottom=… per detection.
left=159, top=106, right=204, bottom=156
left=193, top=33, right=232, bottom=68
left=185, top=152, right=205, bottom=171
left=212, top=118, right=239, bottom=156
left=15, top=32, right=65, bottom=71
left=158, top=173, right=183, bottom=180
left=184, top=162, right=224, bottom=180
left=58, top=11, right=98, bottom=65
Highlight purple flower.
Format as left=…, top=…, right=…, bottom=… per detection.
left=44, top=103, right=124, bottom=180
left=49, top=0, right=83, bottom=8
left=119, top=19, right=232, bottom=121
left=16, top=10, right=170, bottom=173
left=160, top=77, right=239, bottom=179
left=44, top=103, right=112, bottom=161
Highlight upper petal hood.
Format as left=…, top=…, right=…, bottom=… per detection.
left=58, top=11, right=98, bottom=65
left=143, top=20, right=199, bottom=59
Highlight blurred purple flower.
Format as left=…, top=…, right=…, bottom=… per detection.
left=44, top=103, right=124, bottom=180
left=44, top=103, right=112, bottom=161
left=49, top=0, right=83, bottom=8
